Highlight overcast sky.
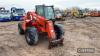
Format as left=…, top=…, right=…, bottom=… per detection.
left=0, top=0, right=100, bottom=11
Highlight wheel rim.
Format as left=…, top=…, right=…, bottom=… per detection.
left=34, top=32, right=38, bottom=44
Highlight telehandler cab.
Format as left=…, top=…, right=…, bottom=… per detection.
left=18, top=5, right=64, bottom=49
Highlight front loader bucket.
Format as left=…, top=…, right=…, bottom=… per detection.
left=48, top=38, right=64, bottom=49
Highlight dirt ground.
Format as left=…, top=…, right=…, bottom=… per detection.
left=0, top=17, right=100, bottom=56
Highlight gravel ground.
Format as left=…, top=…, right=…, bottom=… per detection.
left=0, top=17, right=100, bottom=56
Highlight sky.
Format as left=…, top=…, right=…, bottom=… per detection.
left=0, top=0, right=100, bottom=11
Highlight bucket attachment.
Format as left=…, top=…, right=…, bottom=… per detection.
left=48, top=38, right=64, bottom=49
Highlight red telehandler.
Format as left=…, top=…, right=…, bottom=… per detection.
left=18, top=5, right=64, bottom=49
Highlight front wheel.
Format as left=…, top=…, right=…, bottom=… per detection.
left=25, top=27, right=38, bottom=45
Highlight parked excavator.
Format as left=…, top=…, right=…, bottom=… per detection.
left=18, top=5, right=64, bottom=49
left=71, top=8, right=85, bottom=18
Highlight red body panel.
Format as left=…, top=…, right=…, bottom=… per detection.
left=21, top=12, right=56, bottom=41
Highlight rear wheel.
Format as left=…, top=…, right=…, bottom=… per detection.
left=48, top=24, right=64, bottom=49
left=25, top=27, right=38, bottom=45
left=54, top=24, right=64, bottom=45
left=18, top=23, right=24, bottom=35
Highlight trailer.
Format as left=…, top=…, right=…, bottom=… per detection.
left=11, top=7, right=25, bottom=21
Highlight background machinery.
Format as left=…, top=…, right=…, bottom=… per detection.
left=55, top=10, right=63, bottom=20
left=11, top=7, right=25, bottom=21
left=82, top=8, right=90, bottom=17
left=71, top=7, right=85, bottom=18
left=90, top=10, right=100, bottom=17
left=62, top=8, right=71, bottom=17
left=0, top=7, right=11, bottom=22
left=18, top=5, right=64, bottom=49
left=54, top=8, right=65, bottom=20
left=62, top=9, right=67, bottom=17
left=0, top=7, right=5, bottom=10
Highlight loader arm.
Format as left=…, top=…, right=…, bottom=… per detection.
left=32, top=12, right=56, bottom=41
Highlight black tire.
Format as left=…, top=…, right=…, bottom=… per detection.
left=18, top=23, right=24, bottom=35
left=25, top=27, right=38, bottom=45
left=54, top=24, right=64, bottom=39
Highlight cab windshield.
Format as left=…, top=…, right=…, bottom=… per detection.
left=45, top=7, right=55, bottom=19
left=36, top=5, right=55, bottom=20
left=16, top=9, right=25, bottom=14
